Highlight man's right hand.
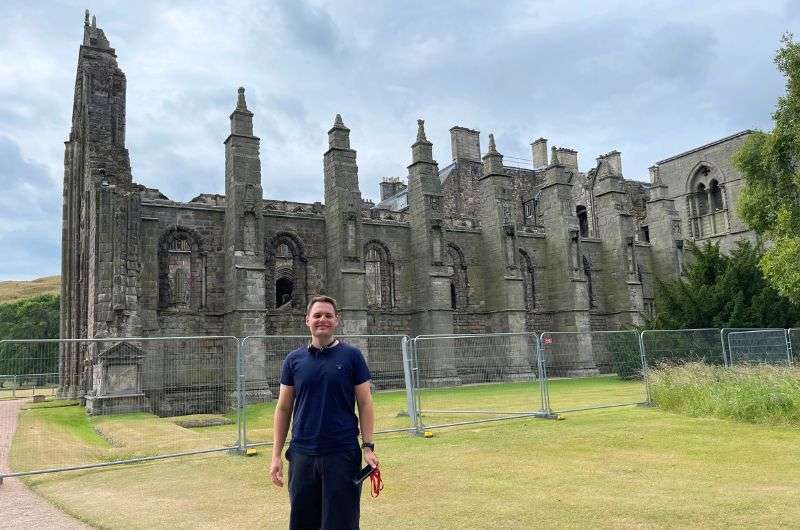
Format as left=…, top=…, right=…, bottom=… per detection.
left=270, top=457, right=284, bottom=487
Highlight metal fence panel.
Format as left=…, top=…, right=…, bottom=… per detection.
left=727, top=330, right=791, bottom=366
left=641, top=328, right=724, bottom=367
left=238, top=335, right=413, bottom=448
left=539, top=331, right=646, bottom=413
left=720, top=328, right=782, bottom=366
left=0, top=336, right=239, bottom=480
left=410, top=333, right=545, bottom=429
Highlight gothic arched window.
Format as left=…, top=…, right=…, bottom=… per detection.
left=364, top=241, right=394, bottom=309
left=158, top=228, right=206, bottom=310
left=582, top=255, right=596, bottom=309
left=709, top=179, right=723, bottom=211
left=265, top=233, right=307, bottom=310
left=695, top=183, right=709, bottom=215
left=576, top=205, right=589, bottom=238
left=519, top=249, right=536, bottom=310
left=446, top=244, right=469, bottom=310
left=275, top=276, right=294, bottom=307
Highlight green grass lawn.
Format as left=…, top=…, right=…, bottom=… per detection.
left=10, top=376, right=642, bottom=471
left=10, top=375, right=800, bottom=528
left=17, top=406, right=800, bottom=529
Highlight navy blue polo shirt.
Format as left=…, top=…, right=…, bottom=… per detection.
left=280, top=341, right=371, bottom=455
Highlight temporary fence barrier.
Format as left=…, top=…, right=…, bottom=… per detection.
left=0, top=372, right=58, bottom=400
left=538, top=330, right=646, bottom=414
left=5, top=326, right=800, bottom=483
left=409, top=333, right=549, bottom=430
left=0, top=336, right=239, bottom=482
left=237, top=335, right=413, bottom=449
left=727, top=329, right=792, bottom=366
left=789, top=329, right=800, bottom=364
left=720, top=328, right=783, bottom=366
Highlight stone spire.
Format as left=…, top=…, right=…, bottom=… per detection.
left=230, top=87, right=254, bottom=137
left=482, top=133, right=505, bottom=176
left=412, top=119, right=434, bottom=163
left=328, top=113, right=351, bottom=150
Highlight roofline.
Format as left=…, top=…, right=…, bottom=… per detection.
left=656, top=130, right=755, bottom=165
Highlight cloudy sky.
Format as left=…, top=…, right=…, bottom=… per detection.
left=0, top=0, right=796, bottom=280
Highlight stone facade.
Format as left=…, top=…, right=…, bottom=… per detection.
left=59, top=15, right=759, bottom=408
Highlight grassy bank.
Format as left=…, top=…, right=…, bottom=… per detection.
left=649, top=363, right=800, bottom=425
left=0, top=275, right=60, bottom=303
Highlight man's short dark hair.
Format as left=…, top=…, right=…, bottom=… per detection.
left=306, top=295, right=338, bottom=315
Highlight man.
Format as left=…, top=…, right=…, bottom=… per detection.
left=270, top=295, right=379, bottom=530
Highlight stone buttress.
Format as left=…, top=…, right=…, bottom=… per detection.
left=476, top=135, right=533, bottom=377
left=323, top=115, right=368, bottom=339
left=592, top=152, right=645, bottom=329
left=406, top=120, right=459, bottom=383
left=222, top=87, right=269, bottom=399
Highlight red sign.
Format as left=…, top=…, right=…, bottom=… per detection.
left=543, top=337, right=553, bottom=345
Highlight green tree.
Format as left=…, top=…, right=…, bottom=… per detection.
left=0, top=294, right=60, bottom=375
left=734, top=34, right=800, bottom=303
left=650, top=241, right=800, bottom=330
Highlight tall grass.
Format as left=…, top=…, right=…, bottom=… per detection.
left=649, top=362, right=800, bottom=424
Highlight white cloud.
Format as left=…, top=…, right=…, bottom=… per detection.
left=0, top=0, right=793, bottom=279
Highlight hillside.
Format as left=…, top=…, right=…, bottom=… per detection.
left=0, top=276, right=61, bottom=304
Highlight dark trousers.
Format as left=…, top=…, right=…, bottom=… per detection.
left=287, top=447, right=362, bottom=530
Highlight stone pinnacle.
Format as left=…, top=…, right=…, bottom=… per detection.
left=488, top=133, right=497, bottom=154
left=416, top=119, right=427, bottom=142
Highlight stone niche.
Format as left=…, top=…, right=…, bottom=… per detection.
left=85, top=342, right=150, bottom=415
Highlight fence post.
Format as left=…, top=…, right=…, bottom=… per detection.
left=639, top=331, right=652, bottom=405
left=401, top=336, right=421, bottom=435
left=536, top=334, right=553, bottom=417
left=785, top=329, right=793, bottom=366
left=236, top=338, right=245, bottom=454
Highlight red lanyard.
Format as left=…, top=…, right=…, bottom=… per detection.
left=369, top=468, right=384, bottom=498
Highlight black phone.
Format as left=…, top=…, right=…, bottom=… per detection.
left=353, top=464, right=374, bottom=485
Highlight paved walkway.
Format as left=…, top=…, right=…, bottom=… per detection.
left=0, top=400, right=92, bottom=529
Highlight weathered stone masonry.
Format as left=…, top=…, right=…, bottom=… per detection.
left=60, top=14, right=758, bottom=411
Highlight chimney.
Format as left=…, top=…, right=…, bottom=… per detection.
left=379, top=177, right=406, bottom=201
left=598, top=150, right=622, bottom=176
left=449, top=126, right=481, bottom=162
left=555, top=147, right=578, bottom=170
left=531, top=138, right=548, bottom=169
left=649, top=165, right=660, bottom=184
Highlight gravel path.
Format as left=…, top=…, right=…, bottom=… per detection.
left=0, top=400, right=92, bottom=529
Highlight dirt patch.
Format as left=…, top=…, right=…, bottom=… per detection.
left=173, top=416, right=235, bottom=428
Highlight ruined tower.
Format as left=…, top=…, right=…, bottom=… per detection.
left=60, top=11, right=141, bottom=398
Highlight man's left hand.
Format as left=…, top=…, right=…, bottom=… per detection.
left=363, top=448, right=379, bottom=469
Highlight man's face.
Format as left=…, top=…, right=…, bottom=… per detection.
left=305, top=301, right=339, bottom=339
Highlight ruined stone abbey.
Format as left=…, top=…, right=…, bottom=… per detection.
left=59, top=15, right=758, bottom=404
